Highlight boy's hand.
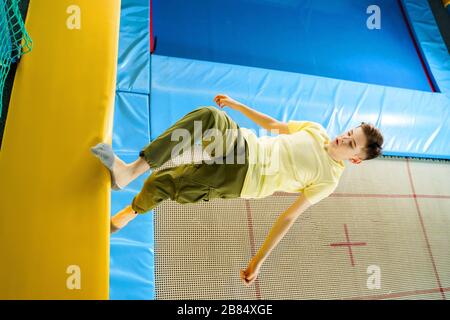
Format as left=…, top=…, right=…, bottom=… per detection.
left=214, top=94, right=241, bottom=110
left=240, top=261, right=261, bottom=286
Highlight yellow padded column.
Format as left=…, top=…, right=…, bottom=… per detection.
left=0, top=0, right=121, bottom=299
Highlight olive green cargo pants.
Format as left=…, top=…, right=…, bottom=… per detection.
left=131, top=106, right=249, bottom=213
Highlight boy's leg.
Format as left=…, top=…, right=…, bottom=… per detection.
left=91, top=143, right=151, bottom=189
left=114, top=145, right=248, bottom=234
left=115, top=156, right=246, bottom=233
left=139, top=106, right=241, bottom=168
left=92, top=106, right=240, bottom=189
left=117, top=156, right=151, bottom=186
left=130, top=163, right=211, bottom=214
left=91, top=106, right=238, bottom=190
left=110, top=165, right=185, bottom=233
left=111, top=106, right=246, bottom=233
left=110, top=205, right=137, bottom=233
left=182, top=135, right=249, bottom=201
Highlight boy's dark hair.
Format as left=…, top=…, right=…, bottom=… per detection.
left=359, top=122, right=384, bottom=160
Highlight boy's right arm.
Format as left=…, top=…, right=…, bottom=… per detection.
left=240, top=193, right=312, bottom=285
left=214, top=94, right=290, bottom=134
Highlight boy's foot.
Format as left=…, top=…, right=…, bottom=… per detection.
left=110, top=220, right=121, bottom=234
left=110, top=206, right=138, bottom=234
left=90, top=143, right=124, bottom=190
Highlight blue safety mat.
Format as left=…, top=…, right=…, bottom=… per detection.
left=401, top=0, right=450, bottom=98
left=109, top=153, right=154, bottom=300
left=116, top=0, right=151, bottom=95
left=112, top=92, right=150, bottom=154
left=110, top=0, right=155, bottom=300
left=151, top=55, right=450, bottom=160
left=152, top=0, right=431, bottom=92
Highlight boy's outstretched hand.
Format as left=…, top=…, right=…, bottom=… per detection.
left=240, top=262, right=261, bottom=286
left=214, top=94, right=241, bottom=110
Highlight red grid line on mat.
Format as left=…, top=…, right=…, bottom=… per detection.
left=330, top=224, right=367, bottom=267
left=244, top=200, right=262, bottom=300
left=406, top=158, right=445, bottom=300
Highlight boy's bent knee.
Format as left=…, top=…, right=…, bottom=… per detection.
left=131, top=197, right=148, bottom=214
left=199, top=106, right=223, bottom=118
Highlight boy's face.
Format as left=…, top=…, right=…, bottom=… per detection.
left=328, top=126, right=368, bottom=164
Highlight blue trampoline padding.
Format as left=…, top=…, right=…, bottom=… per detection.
left=116, top=0, right=151, bottom=94
left=109, top=153, right=155, bottom=300
left=110, top=90, right=154, bottom=300
left=151, top=55, right=450, bottom=160
left=401, top=0, right=450, bottom=98
left=111, top=0, right=155, bottom=300
left=153, top=0, right=430, bottom=92
left=110, top=92, right=155, bottom=300
left=112, top=91, right=150, bottom=154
